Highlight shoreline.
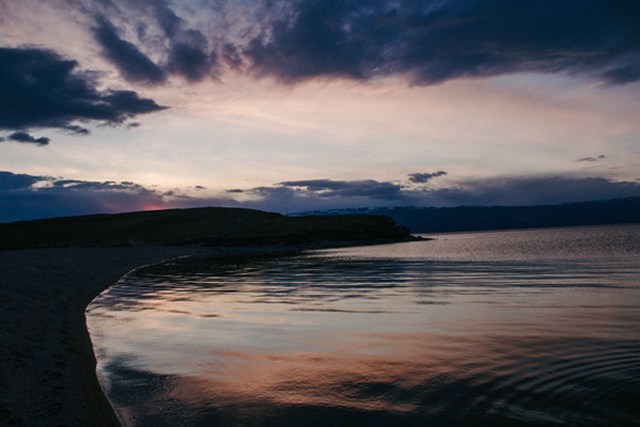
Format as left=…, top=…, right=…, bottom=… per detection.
left=0, top=241, right=412, bottom=426
left=0, top=247, right=206, bottom=426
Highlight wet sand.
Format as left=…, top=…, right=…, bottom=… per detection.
left=0, top=247, right=203, bottom=426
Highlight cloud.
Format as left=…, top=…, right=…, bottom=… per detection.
left=577, top=155, right=607, bottom=162
left=4, top=171, right=640, bottom=222
left=407, top=171, right=447, bottom=184
left=0, top=172, right=167, bottom=222
left=236, top=175, right=640, bottom=213
left=277, top=179, right=405, bottom=200
left=1, top=132, right=50, bottom=146
left=152, top=1, right=218, bottom=82
left=89, top=3, right=218, bottom=84
left=0, top=171, right=42, bottom=191
left=0, top=171, right=232, bottom=222
left=242, top=0, right=640, bottom=85
left=152, top=0, right=182, bottom=38
left=166, top=30, right=217, bottom=82
left=93, top=15, right=167, bottom=85
left=0, top=47, right=166, bottom=136
left=244, top=1, right=366, bottom=83
left=53, top=0, right=639, bottom=87
left=432, top=176, right=640, bottom=207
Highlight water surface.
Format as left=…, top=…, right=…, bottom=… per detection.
left=88, top=224, right=640, bottom=426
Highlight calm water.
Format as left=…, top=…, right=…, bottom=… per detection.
left=87, top=224, right=640, bottom=426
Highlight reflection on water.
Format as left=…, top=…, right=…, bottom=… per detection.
left=87, top=224, right=640, bottom=426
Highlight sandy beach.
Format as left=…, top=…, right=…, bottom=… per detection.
left=0, top=247, right=204, bottom=426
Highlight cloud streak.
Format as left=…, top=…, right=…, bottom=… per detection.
left=577, top=155, right=607, bottom=162
left=93, top=15, right=167, bottom=85
left=91, top=4, right=219, bottom=85
left=408, top=171, right=447, bottom=184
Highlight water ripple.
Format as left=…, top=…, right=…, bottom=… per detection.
left=87, top=225, right=640, bottom=426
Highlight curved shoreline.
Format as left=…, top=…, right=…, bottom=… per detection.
left=0, top=241, right=415, bottom=426
left=0, top=247, right=199, bottom=426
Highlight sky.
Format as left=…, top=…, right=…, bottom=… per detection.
left=1, top=0, right=640, bottom=222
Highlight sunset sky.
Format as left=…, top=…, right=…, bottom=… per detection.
left=1, top=0, right=639, bottom=221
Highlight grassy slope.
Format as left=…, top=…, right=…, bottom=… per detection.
left=0, top=207, right=413, bottom=249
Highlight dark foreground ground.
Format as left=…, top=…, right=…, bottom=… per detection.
left=0, top=247, right=203, bottom=426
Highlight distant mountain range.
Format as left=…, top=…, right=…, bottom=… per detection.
left=293, top=197, right=640, bottom=234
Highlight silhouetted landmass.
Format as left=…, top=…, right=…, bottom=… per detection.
left=0, top=207, right=414, bottom=250
left=295, top=197, right=640, bottom=233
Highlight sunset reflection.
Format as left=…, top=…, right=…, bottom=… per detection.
left=87, top=226, right=640, bottom=426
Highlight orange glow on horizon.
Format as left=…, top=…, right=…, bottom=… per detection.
left=141, top=203, right=169, bottom=212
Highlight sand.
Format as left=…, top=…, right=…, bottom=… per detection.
left=0, top=246, right=207, bottom=426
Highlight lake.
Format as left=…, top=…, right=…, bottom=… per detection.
left=87, top=224, right=640, bottom=426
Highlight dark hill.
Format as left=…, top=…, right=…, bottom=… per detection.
left=295, top=197, right=640, bottom=233
left=0, top=207, right=414, bottom=250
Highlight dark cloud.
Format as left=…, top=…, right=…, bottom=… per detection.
left=0, top=171, right=167, bottom=222
left=230, top=179, right=414, bottom=213
left=72, top=0, right=640, bottom=86
left=152, top=0, right=181, bottom=38
left=152, top=1, right=218, bottom=81
left=93, top=15, right=167, bottom=85
left=0, top=47, right=166, bottom=136
left=244, top=0, right=640, bottom=85
left=602, top=64, right=640, bottom=85
left=4, top=171, right=640, bottom=223
left=1, top=132, right=50, bottom=146
left=167, top=30, right=217, bottom=82
left=89, top=2, right=218, bottom=83
left=0, top=171, right=237, bottom=222
left=577, top=155, right=607, bottom=162
left=433, top=176, right=640, bottom=207
left=221, top=44, right=245, bottom=71
left=0, top=172, right=42, bottom=191
left=64, top=125, right=91, bottom=135
left=236, top=175, right=640, bottom=213
left=408, top=171, right=447, bottom=184
left=245, top=1, right=366, bottom=82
